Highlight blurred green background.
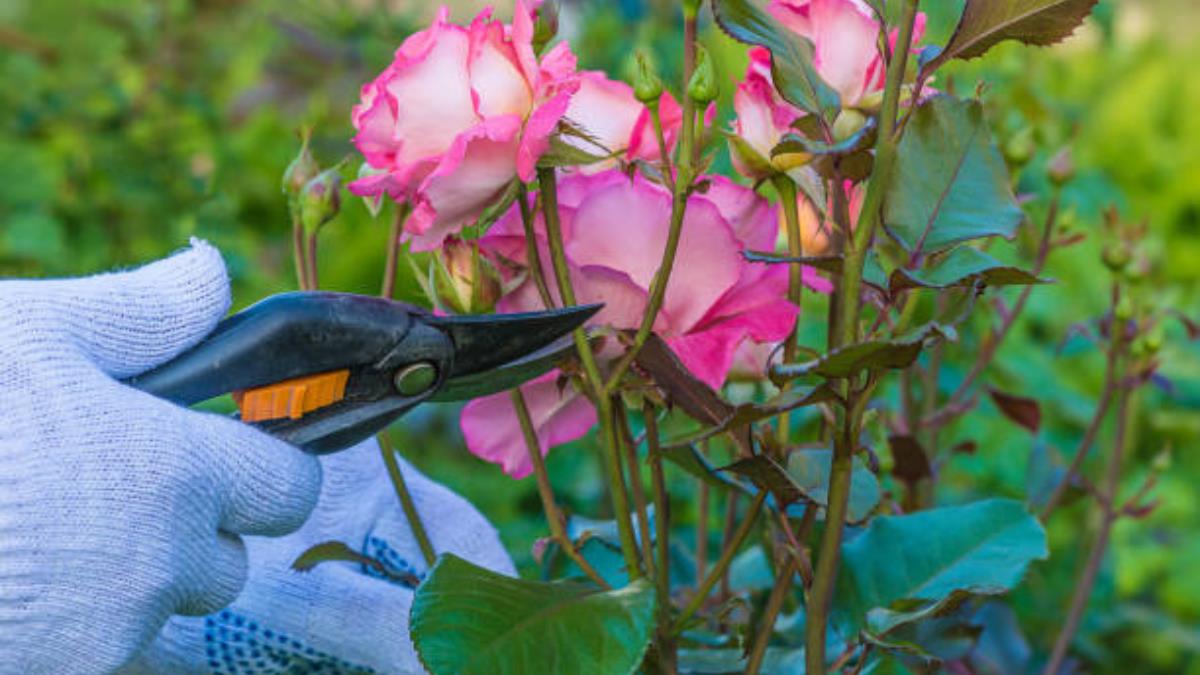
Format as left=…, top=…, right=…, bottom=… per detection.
left=1, top=0, right=1197, bottom=671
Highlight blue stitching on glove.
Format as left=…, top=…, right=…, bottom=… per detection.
left=202, top=611, right=375, bottom=674
left=361, top=535, right=424, bottom=589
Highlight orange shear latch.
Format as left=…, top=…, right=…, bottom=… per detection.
left=233, top=369, right=351, bottom=423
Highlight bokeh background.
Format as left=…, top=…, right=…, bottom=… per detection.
left=2, top=0, right=1197, bottom=671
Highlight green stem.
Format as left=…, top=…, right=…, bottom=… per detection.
left=536, top=167, right=641, bottom=579
left=616, top=401, right=656, bottom=578
left=511, top=389, right=611, bottom=588
left=673, top=491, right=766, bottom=634
left=378, top=432, right=436, bottom=567
left=807, top=1, right=919, bottom=669
left=650, top=105, right=676, bottom=193
left=695, top=471, right=710, bottom=588
left=746, top=556, right=798, bottom=675
left=517, top=184, right=555, bottom=308
left=772, top=175, right=805, bottom=449
left=644, top=402, right=677, bottom=672
left=292, top=216, right=309, bottom=290
left=381, top=204, right=410, bottom=299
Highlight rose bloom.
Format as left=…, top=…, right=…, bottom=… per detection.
left=459, top=170, right=831, bottom=478
left=561, top=71, right=683, bottom=172
left=348, top=2, right=579, bottom=251
left=729, top=0, right=926, bottom=179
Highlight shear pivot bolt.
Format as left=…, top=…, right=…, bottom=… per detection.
left=393, top=362, right=437, bottom=396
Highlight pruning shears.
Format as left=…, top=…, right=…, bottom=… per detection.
left=125, top=292, right=599, bottom=454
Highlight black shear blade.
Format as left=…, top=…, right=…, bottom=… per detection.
left=427, top=303, right=601, bottom=379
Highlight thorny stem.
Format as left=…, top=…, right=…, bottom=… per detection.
left=644, top=403, right=677, bottom=672
left=511, top=389, right=611, bottom=588
left=537, top=167, right=641, bottom=579
left=1040, top=285, right=1124, bottom=519
left=808, top=0, right=919, bottom=669
left=380, top=204, right=410, bottom=299
left=673, top=491, right=766, bottom=634
left=517, top=184, right=555, bottom=308
left=1043, top=324, right=1133, bottom=675
left=378, top=432, right=436, bottom=567
left=746, top=556, right=798, bottom=675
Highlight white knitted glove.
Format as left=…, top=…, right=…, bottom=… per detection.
left=0, top=241, right=322, bottom=673
left=126, top=438, right=516, bottom=675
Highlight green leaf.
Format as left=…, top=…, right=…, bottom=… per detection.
left=888, top=246, right=1048, bottom=294
left=786, top=449, right=881, bottom=523
left=677, top=647, right=806, bottom=674
left=411, top=555, right=656, bottom=675
left=662, top=384, right=840, bottom=450
left=927, top=0, right=1099, bottom=72
left=834, top=499, right=1048, bottom=633
left=743, top=250, right=844, bottom=274
left=711, top=0, right=840, bottom=117
left=883, top=96, right=1023, bottom=255
left=771, top=323, right=947, bottom=381
left=292, top=540, right=420, bottom=587
left=772, top=116, right=877, bottom=158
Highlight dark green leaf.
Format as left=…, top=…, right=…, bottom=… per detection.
left=711, top=0, right=840, bottom=117
left=927, top=0, right=1099, bottom=72
left=772, top=323, right=947, bottom=381
left=772, top=116, right=877, bottom=157
left=743, top=251, right=844, bottom=274
left=292, top=540, right=421, bottom=587
left=883, top=96, right=1023, bottom=255
left=723, top=455, right=803, bottom=504
left=636, top=334, right=736, bottom=427
left=663, top=384, right=840, bottom=450
left=834, top=499, right=1048, bottom=633
left=411, top=554, right=656, bottom=675
left=658, top=444, right=749, bottom=492
left=889, top=246, right=1048, bottom=294
left=786, top=448, right=881, bottom=522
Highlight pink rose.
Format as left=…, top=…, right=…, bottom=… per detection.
left=788, top=179, right=863, bottom=255
left=460, top=170, right=832, bottom=478
left=730, top=0, right=926, bottom=179
left=561, top=71, right=683, bottom=172
left=348, top=2, right=579, bottom=251
left=769, top=0, right=926, bottom=107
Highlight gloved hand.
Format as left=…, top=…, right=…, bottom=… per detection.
left=0, top=241, right=322, bottom=673
left=126, top=438, right=516, bottom=674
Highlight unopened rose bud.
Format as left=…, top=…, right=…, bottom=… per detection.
left=433, top=239, right=502, bottom=314
left=633, top=52, right=663, bottom=106
left=283, top=128, right=319, bottom=200
left=1114, top=295, right=1135, bottom=322
left=299, top=166, right=342, bottom=233
left=1144, top=325, right=1164, bottom=353
left=832, top=109, right=867, bottom=142
left=532, top=1, right=558, bottom=54
left=1004, top=128, right=1035, bottom=168
left=1102, top=242, right=1132, bottom=272
left=1047, top=147, right=1075, bottom=185
left=687, top=45, right=717, bottom=105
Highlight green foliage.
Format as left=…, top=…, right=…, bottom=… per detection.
left=929, top=0, right=1101, bottom=69
left=834, top=499, right=1048, bottom=633
left=884, top=95, right=1023, bottom=254
left=888, top=246, right=1047, bottom=293
left=410, top=554, right=656, bottom=675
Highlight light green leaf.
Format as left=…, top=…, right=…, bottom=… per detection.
left=889, top=246, right=1048, bottom=293
left=771, top=323, right=947, bottom=381
left=711, top=0, right=840, bottom=117
left=927, top=0, right=1099, bottom=72
left=786, top=449, right=881, bottom=523
left=834, top=499, right=1048, bottom=633
left=411, top=554, right=656, bottom=675
left=883, top=96, right=1023, bottom=255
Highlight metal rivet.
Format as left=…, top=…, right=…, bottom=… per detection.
left=393, top=362, right=437, bottom=396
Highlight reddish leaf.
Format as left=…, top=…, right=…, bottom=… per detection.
left=635, top=335, right=734, bottom=426
left=888, top=435, right=933, bottom=487
left=987, top=387, right=1041, bottom=434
